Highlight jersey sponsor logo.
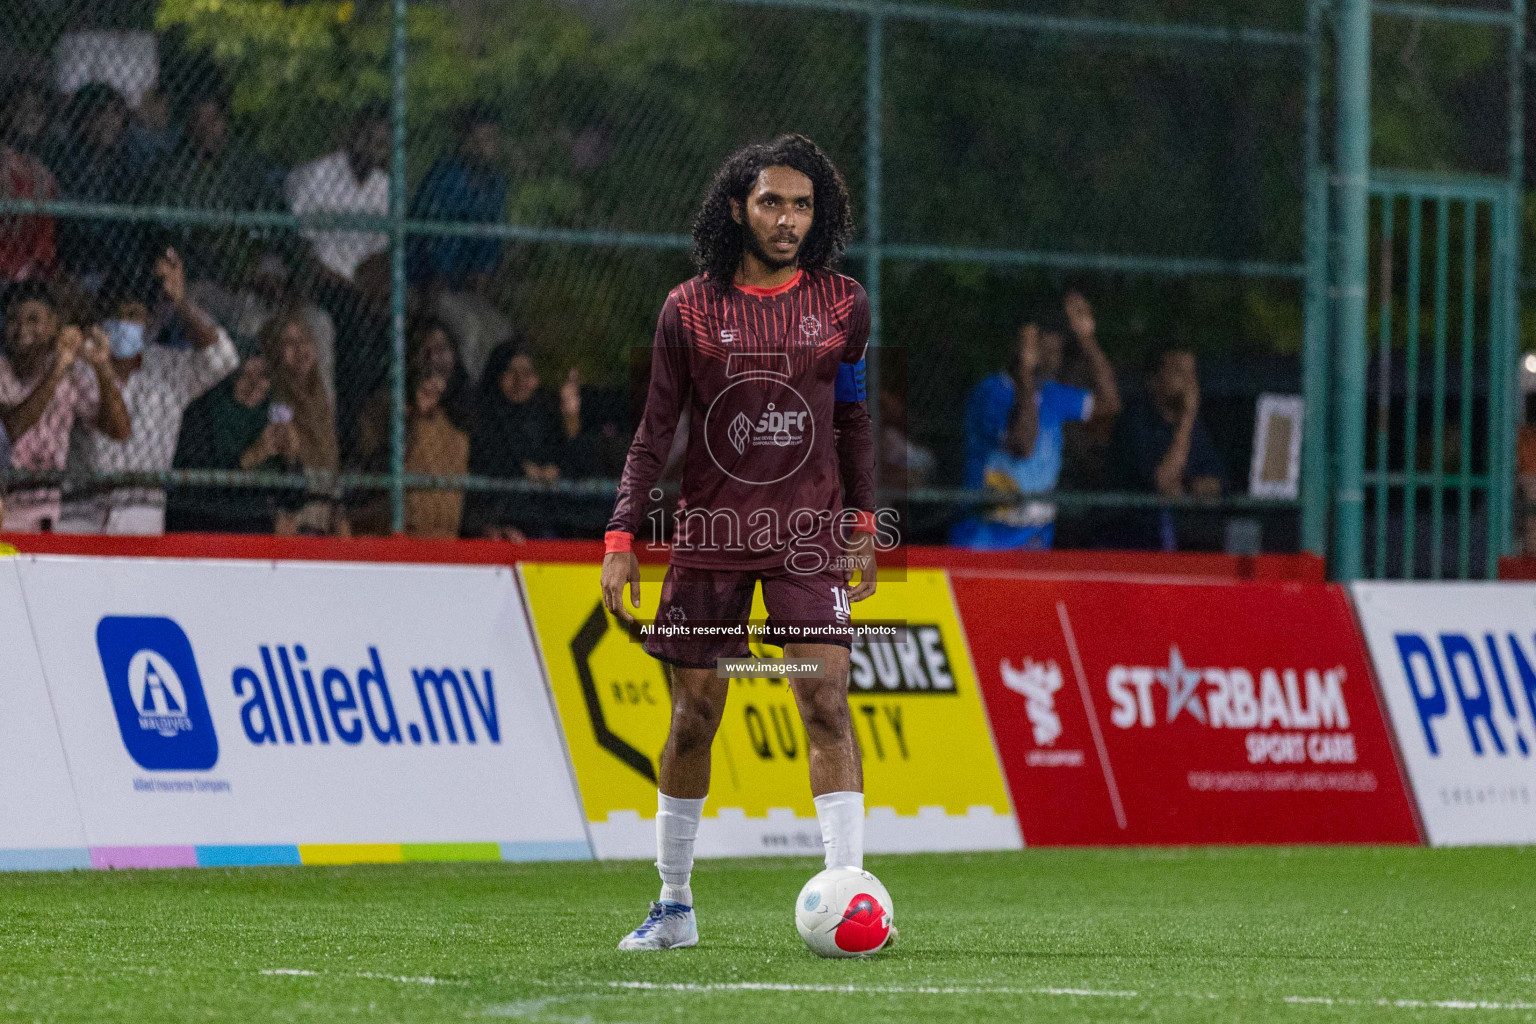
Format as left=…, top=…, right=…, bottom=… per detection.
left=97, top=616, right=219, bottom=771
left=727, top=403, right=811, bottom=455
left=704, top=380, right=816, bottom=485
left=799, top=314, right=821, bottom=341
left=720, top=328, right=739, bottom=345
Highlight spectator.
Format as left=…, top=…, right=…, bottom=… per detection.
left=1105, top=345, right=1226, bottom=550
left=152, top=89, right=286, bottom=287
left=319, top=248, right=393, bottom=458
left=349, top=323, right=472, bottom=538
left=123, top=87, right=179, bottom=165
left=351, top=318, right=473, bottom=464
left=287, top=105, right=391, bottom=286
left=260, top=308, right=341, bottom=535
left=189, top=248, right=336, bottom=398
left=0, top=280, right=131, bottom=531
left=0, top=80, right=60, bottom=283
left=461, top=340, right=582, bottom=539
left=878, top=386, right=935, bottom=489
left=167, top=351, right=278, bottom=534
left=951, top=299, right=1121, bottom=550
left=58, top=248, right=238, bottom=535
left=49, top=84, right=151, bottom=289
left=409, top=105, right=512, bottom=381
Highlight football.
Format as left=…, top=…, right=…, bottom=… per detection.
left=794, top=867, right=895, bottom=958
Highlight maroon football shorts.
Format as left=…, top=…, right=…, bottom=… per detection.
left=643, top=563, right=854, bottom=668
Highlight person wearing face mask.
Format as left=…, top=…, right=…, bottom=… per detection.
left=57, top=248, right=237, bottom=535
left=0, top=280, right=130, bottom=531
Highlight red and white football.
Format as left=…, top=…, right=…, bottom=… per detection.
left=795, top=867, right=895, bottom=958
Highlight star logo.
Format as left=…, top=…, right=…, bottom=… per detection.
left=1156, top=645, right=1206, bottom=724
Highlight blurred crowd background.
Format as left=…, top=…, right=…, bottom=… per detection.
left=0, top=0, right=1524, bottom=563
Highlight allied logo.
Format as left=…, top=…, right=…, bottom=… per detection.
left=721, top=328, right=739, bottom=345
left=803, top=891, right=821, bottom=911
left=97, top=616, right=219, bottom=771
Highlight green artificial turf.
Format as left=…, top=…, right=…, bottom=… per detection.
left=0, top=846, right=1532, bottom=1023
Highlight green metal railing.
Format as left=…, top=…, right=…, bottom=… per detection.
left=1318, top=0, right=1524, bottom=580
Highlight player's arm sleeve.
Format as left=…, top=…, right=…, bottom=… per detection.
left=834, top=288, right=875, bottom=513
left=607, top=296, right=689, bottom=536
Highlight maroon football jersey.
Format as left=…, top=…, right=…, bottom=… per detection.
left=609, top=268, right=874, bottom=571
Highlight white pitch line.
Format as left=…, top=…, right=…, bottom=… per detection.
left=603, top=980, right=1138, bottom=998
left=260, top=968, right=463, bottom=986
left=1286, top=996, right=1536, bottom=1011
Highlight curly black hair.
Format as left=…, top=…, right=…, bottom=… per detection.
left=691, top=134, right=854, bottom=288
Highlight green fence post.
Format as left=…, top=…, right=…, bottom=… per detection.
left=1300, top=0, right=1331, bottom=557
left=389, top=0, right=409, bottom=534
left=1332, top=0, right=1372, bottom=580
left=865, top=5, right=884, bottom=473
left=1498, top=0, right=1525, bottom=570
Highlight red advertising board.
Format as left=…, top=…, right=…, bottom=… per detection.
left=951, top=575, right=1420, bottom=845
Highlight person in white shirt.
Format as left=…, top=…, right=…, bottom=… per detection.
left=59, top=247, right=237, bottom=535
left=285, top=105, right=391, bottom=283
left=0, top=280, right=131, bottom=532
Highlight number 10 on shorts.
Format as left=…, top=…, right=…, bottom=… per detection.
left=832, top=586, right=852, bottom=624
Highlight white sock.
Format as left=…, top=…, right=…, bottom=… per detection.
left=813, top=790, right=865, bottom=870
left=655, top=792, right=705, bottom=906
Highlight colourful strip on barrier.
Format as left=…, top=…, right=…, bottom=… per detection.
left=196, top=845, right=304, bottom=867
left=14, top=843, right=593, bottom=871
left=400, top=843, right=502, bottom=863
left=498, top=841, right=594, bottom=862
left=298, top=844, right=405, bottom=865
left=0, top=848, right=92, bottom=871
left=91, top=846, right=199, bottom=869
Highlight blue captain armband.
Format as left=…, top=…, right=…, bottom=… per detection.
left=834, top=358, right=867, bottom=402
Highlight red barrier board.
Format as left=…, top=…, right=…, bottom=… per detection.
left=951, top=575, right=1421, bottom=845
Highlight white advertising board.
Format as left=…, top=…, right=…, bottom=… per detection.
left=19, top=556, right=591, bottom=861
left=0, top=558, right=90, bottom=866
left=1352, top=582, right=1536, bottom=845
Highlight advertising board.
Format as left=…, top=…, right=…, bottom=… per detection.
left=520, top=563, right=1019, bottom=859
left=0, top=558, right=90, bottom=868
left=18, top=556, right=591, bottom=866
left=1352, top=582, right=1536, bottom=845
left=951, top=575, right=1419, bottom=844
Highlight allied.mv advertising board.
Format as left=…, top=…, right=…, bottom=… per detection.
left=18, top=556, right=591, bottom=866
left=0, top=558, right=90, bottom=868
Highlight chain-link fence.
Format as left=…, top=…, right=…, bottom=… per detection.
left=0, top=0, right=1522, bottom=555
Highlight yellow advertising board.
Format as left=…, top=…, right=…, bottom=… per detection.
left=519, top=563, right=1019, bottom=859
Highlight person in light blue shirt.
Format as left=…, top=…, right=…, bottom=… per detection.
left=952, top=293, right=1121, bottom=550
